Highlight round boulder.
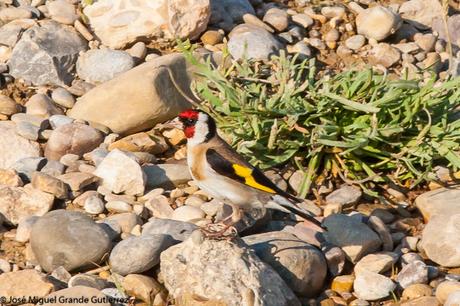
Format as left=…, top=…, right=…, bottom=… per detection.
left=30, top=210, right=112, bottom=272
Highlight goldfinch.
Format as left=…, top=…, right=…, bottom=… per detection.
left=177, top=109, right=323, bottom=233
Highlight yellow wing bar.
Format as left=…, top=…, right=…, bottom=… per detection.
left=232, top=164, right=276, bottom=193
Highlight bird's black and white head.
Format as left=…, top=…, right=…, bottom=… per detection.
left=178, top=109, right=216, bottom=145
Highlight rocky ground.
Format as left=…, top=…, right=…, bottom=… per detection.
left=1, top=0, right=460, bottom=305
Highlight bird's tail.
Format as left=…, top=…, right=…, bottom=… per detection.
left=266, top=195, right=324, bottom=229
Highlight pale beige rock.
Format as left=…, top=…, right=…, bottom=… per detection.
left=436, top=281, right=460, bottom=304
left=0, top=169, right=23, bottom=187
left=58, top=172, right=99, bottom=191
left=0, top=186, right=54, bottom=225
left=0, top=122, right=42, bottom=169
left=0, top=269, right=54, bottom=299
left=108, top=132, right=169, bottom=154
left=123, top=274, right=163, bottom=304
left=0, top=94, right=21, bottom=115
left=32, top=171, right=68, bottom=199
left=68, top=54, right=191, bottom=135
left=94, top=149, right=146, bottom=196
left=161, top=234, right=301, bottom=306
left=83, top=0, right=210, bottom=49
left=354, top=252, right=399, bottom=275
left=415, top=187, right=460, bottom=221
left=356, top=5, right=401, bottom=41
left=402, top=284, right=433, bottom=300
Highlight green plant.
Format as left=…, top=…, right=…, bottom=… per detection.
left=180, top=43, right=460, bottom=197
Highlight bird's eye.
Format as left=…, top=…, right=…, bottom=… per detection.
left=186, top=119, right=195, bottom=125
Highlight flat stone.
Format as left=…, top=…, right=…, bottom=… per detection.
left=46, top=0, right=78, bottom=25
left=58, top=172, right=98, bottom=191
left=94, top=149, right=146, bottom=196
left=369, top=43, right=401, bottom=68
left=243, top=231, right=327, bottom=297
left=77, top=49, right=135, bottom=84
left=83, top=0, right=210, bottom=49
left=263, top=8, right=289, bottom=32
left=401, top=296, right=440, bottom=306
left=108, top=132, right=168, bottom=155
left=31, top=171, right=68, bottom=199
left=354, top=270, right=396, bottom=301
left=331, top=275, right=355, bottom=293
left=421, top=214, right=460, bottom=267
left=0, top=7, right=32, bottom=23
left=354, top=252, right=399, bottom=275
left=325, top=185, right=362, bottom=206
left=30, top=210, right=112, bottom=272
left=109, top=234, right=175, bottom=276
left=8, top=20, right=87, bottom=86
left=323, top=214, right=381, bottom=263
left=103, top=212, right=142, bottom=234
left=0, top=121, right=41, bottom=169
left=171, top=205, right=205, bottom=223
left=143, top=163, right=192, bottom=189
left=142, top=218, right=197, bottom=241
left=45, top=123, right=103, bottom=161
left=399, top=0, right=443, bottom=29
left=15, top=121, right=40, bottom=141
left=161, top=234, right=301, bottom=306
left=415, top=187, right=460, bottom=221
left=26, top=93, right=63, bottom=119
left=15, top=216, right=39, bottom=243
left=12, top=157, right=47, bottom=182
left=228, top=24, right=283, bottom=60
left=0, top=269, right=54, bottom=300
left=68, top=54, right=191, bottom=135
left=0, top=186, right=54, bottom=225
left=105, top=200, right=132, bottom=213
left=291, top=14, right=314, bottom=28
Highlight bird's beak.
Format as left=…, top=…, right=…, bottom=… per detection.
left=164, top=117, right=183, bottom=130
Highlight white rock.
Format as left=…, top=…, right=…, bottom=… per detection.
left=171, top=205, right=205, bottom=222
left=83, top=0, right=210, bottom=49
left=399, top=0, right=443, bottom=29
left=94, top=149, right=146, bottom=196
left=84, top=195, right=105, bottom=215
left=354, top=270, right=396, bottom=301
left=415, top=187, right=460, bottom=221
left=0, top=122, right=41, bottom=169
left=356, top=5, right=402, bottom=41
left=0, top=186, right=54, bottom=225
left=46, top=0, right=78, bottom=25
left=106, top=200, right=132, bottom=213
left=354, top=252, right=399, bottom=275
left=15, top=216, right=39, bottom=243
left=76, top=49, right=135, bottom=84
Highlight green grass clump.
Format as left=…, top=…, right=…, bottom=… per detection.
left=182, top=46, right=460, bottom=197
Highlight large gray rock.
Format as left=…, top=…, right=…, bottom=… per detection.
left=94, top=149, right=146, bottom=196
left=0, top=186, right=54, bottom=225
left=243, top=231, right=327, bottom=297
left=323, top=214, right=381, bottom=263
left=30, top=210, right=112, bottom=272
left=109, top=234, right=174, bottom=276
left=68, top=53, right=191, bottom=135
left=0, top=122, right=41, bottom=169
left=76, top=49, right=135, bottom=84
left=160, top=233, right=301, bottom=306
left=142, top=218, right=198, bottom=241
left=45, top=123, right=103, bottom=161
left=8, top=20, right=87, bottom=86
left=415, top=187, right=460, bottom=221
left=432, top=15, right=460, bottom=49
left=420, top=214, right=460, bottom=267
left=83, top=0, right=210, bottom=49
left=228, top=24, right=283, bottom=60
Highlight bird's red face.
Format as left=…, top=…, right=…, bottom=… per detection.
left=178, top=109, right=200, bottom=138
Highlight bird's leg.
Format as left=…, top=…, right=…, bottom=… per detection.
left=200, top=203, right=241, bottom=239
